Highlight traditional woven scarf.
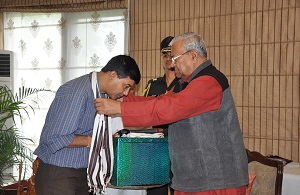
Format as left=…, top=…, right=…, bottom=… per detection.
left=88, top=71, right=114, bottom=195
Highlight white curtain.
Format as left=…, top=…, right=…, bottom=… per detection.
left=3, top=9, right=128, bottom=150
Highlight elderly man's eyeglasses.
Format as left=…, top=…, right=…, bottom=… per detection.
left=171, top=51, right=191, bottom=63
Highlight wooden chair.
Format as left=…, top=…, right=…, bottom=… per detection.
left=246, top=149, right=292, bottom=195
left=16, top=158, right=40, bottom=195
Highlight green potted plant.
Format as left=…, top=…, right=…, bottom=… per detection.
left=0, top=85, right=52, bottom=193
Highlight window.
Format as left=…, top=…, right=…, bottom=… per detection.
left=3, top=9, right=128, bottom=150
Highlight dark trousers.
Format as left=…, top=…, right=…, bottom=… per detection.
left=147, top=184, right=174, bottom=195
left=35, top=160, right=89, bottom=195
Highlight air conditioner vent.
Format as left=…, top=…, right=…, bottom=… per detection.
left=0, top=54, right=11, bottom=77
left=0, top=50, right=13, bottom=89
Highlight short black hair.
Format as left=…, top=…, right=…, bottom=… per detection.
left=101, top=55, right=141, bottom=84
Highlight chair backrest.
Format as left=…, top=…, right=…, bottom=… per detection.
left=246, top=149, right=292, bottom=195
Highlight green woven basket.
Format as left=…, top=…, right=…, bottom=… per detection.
left=111, top=137, right=170, bottom=187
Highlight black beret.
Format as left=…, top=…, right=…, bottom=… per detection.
left=160, top=36, right=174, bottom=53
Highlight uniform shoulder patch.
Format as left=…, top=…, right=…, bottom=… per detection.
left=147, top=78, right=158, bottom=84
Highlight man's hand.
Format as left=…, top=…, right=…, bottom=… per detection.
left=67, top=135, right=92, bottom=148
left=94, top=98, right=121, bottom=115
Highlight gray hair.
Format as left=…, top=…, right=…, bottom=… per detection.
left=170, top=32, right=207, bottom=58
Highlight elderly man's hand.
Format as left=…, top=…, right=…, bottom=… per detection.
left=94, top=98, right=121, bottom=116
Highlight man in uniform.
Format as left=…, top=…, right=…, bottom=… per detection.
left=142, top=36, right=178, bottom=195
left=142, top=36, right=179, bottom=97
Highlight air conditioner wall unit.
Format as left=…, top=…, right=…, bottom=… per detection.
left=0, top=50, right=16, bottom=184
left=0, top=50, right=14, bottom=90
